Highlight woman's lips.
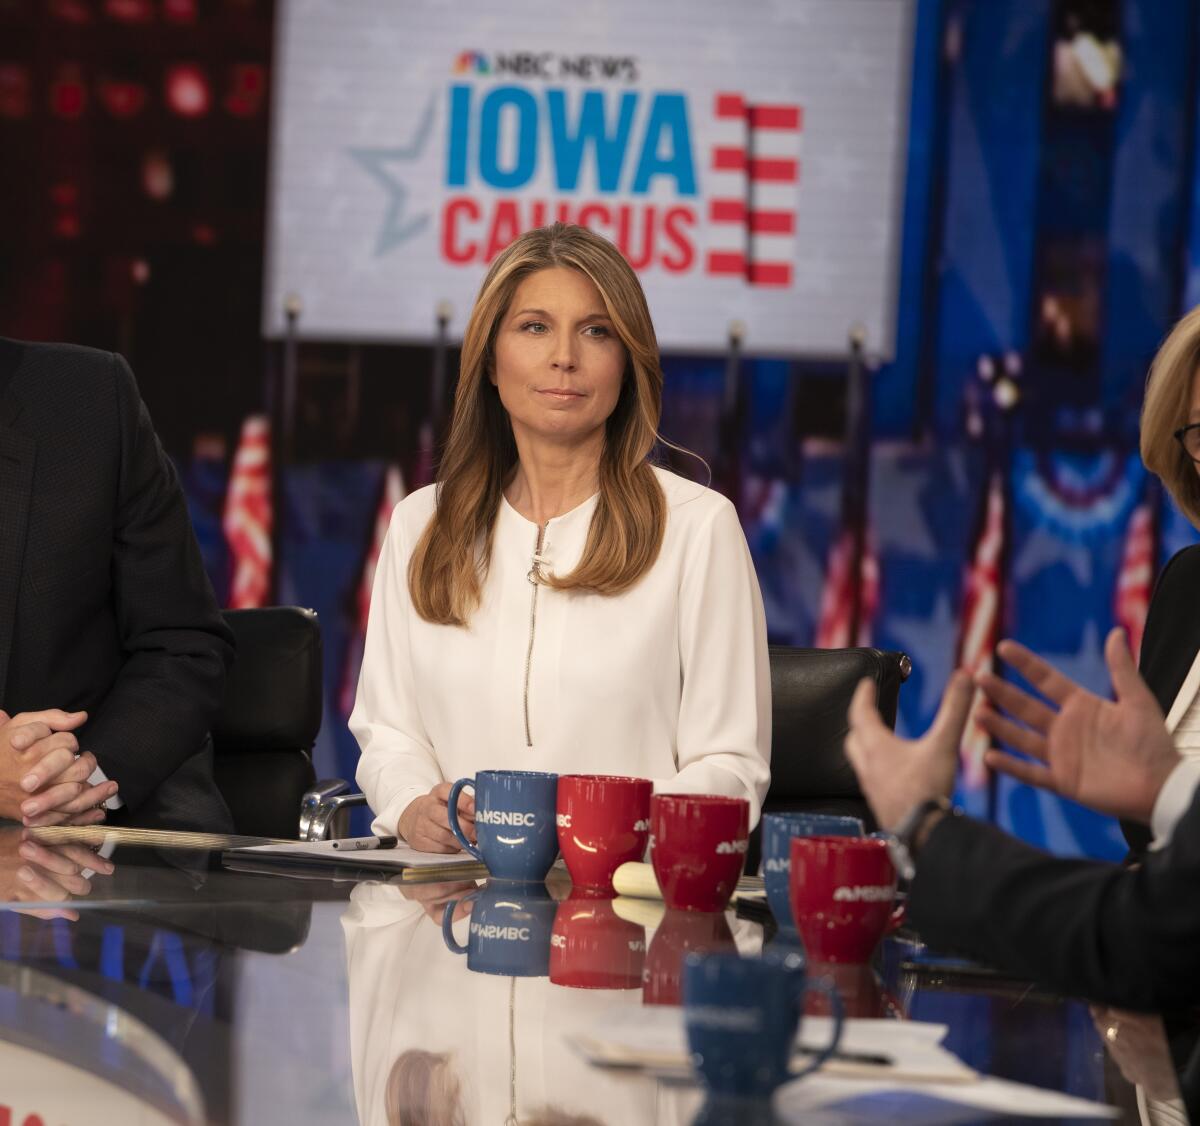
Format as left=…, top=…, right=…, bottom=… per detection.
left=538, top=389, right=586, bottom=401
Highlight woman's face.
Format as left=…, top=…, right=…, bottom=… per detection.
left=491, top=266, right=626, bottom=453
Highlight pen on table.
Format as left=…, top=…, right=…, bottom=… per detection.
left=798, top=1045, right=893, bottom=1068
left=330, top=836, right=398, bottom=851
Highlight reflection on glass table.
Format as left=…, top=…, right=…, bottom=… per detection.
left=0, top=826, right=1181, bottom=1124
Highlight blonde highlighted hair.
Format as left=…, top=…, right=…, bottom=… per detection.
left=409, top=223, right=667, bottom=626
left=1142, top=304, right=1200, bottom=527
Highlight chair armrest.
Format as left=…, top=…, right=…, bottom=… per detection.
left=300, top=779, right=368, bottom=841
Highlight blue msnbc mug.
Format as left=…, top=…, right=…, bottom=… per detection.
left=441, top=879, right=557, bottom=977
left=447, top=769, right=560, bottom=881
left=683, top=950, right=844, bottom=1097
left=761, top=812, right=864, bottom=932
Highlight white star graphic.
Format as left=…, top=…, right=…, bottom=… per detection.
left=348, top=92, right=438, bottom=256
left=1011, top=525, right=1093, bottom=588
left=881, top=590, right=959, bottom=736
left=869, top=448, right=942, bottom=561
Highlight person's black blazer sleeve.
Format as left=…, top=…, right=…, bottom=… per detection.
left=78, top=354, right=234, bottom=813
left=909, top=789, right=1200, bottom=1012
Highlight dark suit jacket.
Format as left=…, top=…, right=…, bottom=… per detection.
left=910, top=542, right=1200, bottom=1117
left=1123, top=544, right=1200, bottom=853
left=910, top=789, right=1200, bottom=1013
left=0, top=337, right=234, bottom=830
left=911, top=793, right=1200, bottom=1116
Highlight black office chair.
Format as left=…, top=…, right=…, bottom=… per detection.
left=211, top=607, right=323, bottom=840
left=746, top=645, right=910, bottom=871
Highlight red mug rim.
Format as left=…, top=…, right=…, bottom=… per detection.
left=559, top=774, right=652, bottom=786
left=651, top=793, right=748, bottom=810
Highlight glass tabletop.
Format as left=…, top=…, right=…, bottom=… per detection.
left=0, top=826, right=1178, bottom=1125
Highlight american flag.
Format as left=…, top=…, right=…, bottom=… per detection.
left=814, top=528, right=879, bottom=649
left=222, top=415, right=273, bottom=609
left=955, top=469, right=1006, bottom=789
left=1114, top=489, right=1157, bottom=663
left=339, top=464, right=406, bottom=717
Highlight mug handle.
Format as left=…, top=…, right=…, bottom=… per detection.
left=792, top=976, right=845, bottom=1079
left=446, top=777, right=482, bottom=860
left=886, top=900, right=907, bottom=934
left=440, top=890, right=480, bottom=955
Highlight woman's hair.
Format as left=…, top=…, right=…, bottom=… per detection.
left=1142, top=304, right=1200, bottom=527
left=409, top=223, right=667, bottom=626
left=384, top=1050, right=466, bottom=1126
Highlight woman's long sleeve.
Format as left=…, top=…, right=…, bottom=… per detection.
left=667, top=498, right=772, bottom=824
left=349, top=510, right=443, bottom=837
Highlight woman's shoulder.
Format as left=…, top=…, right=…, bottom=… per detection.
left=650, top=464, right=736, bottom=527
left=388, top=483, right=439, bottom=543
left=1153, top=543, right=1200, bottom=600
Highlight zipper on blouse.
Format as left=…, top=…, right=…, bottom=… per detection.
left=523, top=522, right=549, bottom=747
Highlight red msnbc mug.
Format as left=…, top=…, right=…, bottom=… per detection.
left=549, top=889, right=646, bottom=990
left=556, top=774, right=653, bottom=891
left=788, top=835, right=905, bottom=963
left=649, top=794, right=750, bottom=913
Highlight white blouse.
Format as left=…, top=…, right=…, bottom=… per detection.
left=350, top=466, right=772, bottom=839
left=1150, top=648, right=1200, bottom=850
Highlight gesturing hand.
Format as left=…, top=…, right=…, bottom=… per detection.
left=397, top=782, right=476, bottom=854
left=844, top=671, right=972, bottom=832
left=977, top=628, right=1178, bottom=824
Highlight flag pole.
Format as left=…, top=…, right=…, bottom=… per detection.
left=272, top=294, right=302, bottom=600
left=281, top=293, right=301, bottom=465
left=432, top=299, right=453, bottom=433
left=274, top=293, right=301, bottom=603
left=721, top=319, right=746, bottom=509
left=844, top=324, right=870, bottom=645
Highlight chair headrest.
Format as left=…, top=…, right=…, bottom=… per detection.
left=768, top=646, right=908, bottom=800
left=212, top=607, right=323, bottom=752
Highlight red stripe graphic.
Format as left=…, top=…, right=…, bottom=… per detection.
left=709, top=198, right=746, bottom=223
left=748, top=262, right=792, bottom=286
left=714, top=92, right=746, bottom=119
left=712, top=146, right=746, bottom=172
left=749, top=210, right=795, bottom=234
left=749, top=105, right=803, bottom=130
left=706, top=251, right=746, bottom=276
left=748, top=157, right=798, bottom=183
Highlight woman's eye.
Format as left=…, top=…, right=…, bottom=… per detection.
left=583, top=325, right=610, bottom=338
left=520, top=321, right=548, bottom=334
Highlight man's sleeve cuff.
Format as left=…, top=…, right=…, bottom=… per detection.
left=1149, top=758, right=1200, bottom=850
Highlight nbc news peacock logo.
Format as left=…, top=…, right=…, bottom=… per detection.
left=454, top=51, right=491, bottom=75
left=452, top=49, right=638, bottom=82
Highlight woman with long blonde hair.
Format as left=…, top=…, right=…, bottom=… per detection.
left=350, top=223, right=770, bottom=850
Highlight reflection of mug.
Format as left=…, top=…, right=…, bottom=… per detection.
left=549, top=890, right=646, bottom=990
left=642, top=908, right=736, bottom=1006
left=788, top=836, right=903, bottom=964
left=556, top=774, right=652, bottom=892
left=650, top=794, right=749, bottom=912
left=802, top=960, right=902, bottom=1020
left=447, top=769, right=559, bottom=881
left=441, top=879, right=556, bottom=977
left=761, top=813, right=864, bottom=932
left=683, top=951, right=844, bottom=1097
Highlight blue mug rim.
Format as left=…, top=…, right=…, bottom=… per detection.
left=763, top=811, right=864, bottom=825
left=475, top=769, right=559, bottom=782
